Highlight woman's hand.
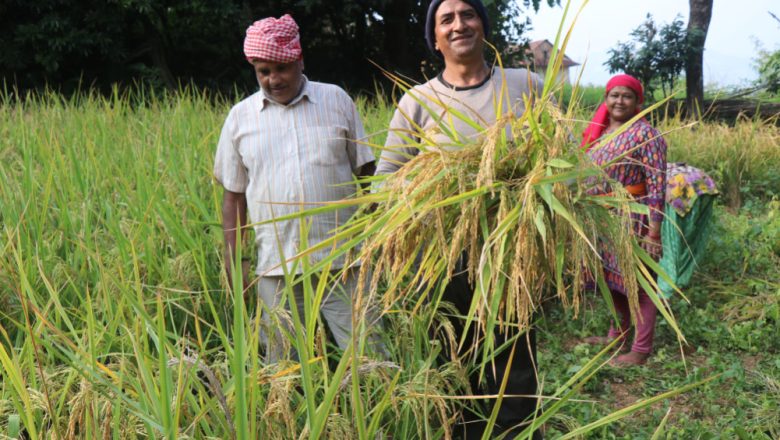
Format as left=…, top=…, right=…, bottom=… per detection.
left=642, top=233, right=662, bottom=260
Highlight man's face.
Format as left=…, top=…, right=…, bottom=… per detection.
left=434, top=0, right=485, bottom=62
left=252, top=59, right=304, bottom=105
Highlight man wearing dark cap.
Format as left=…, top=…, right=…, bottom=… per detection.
left=215, top=14, right=377, bottom=363
left=376, top=0, right=542, bottom=437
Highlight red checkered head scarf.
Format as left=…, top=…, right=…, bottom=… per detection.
left=243, top=14, right=302, bottom=63
left=581, top=74, right=645, bottom=149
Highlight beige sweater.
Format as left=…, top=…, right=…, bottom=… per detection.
left=376, top=67, right=542, bottom=175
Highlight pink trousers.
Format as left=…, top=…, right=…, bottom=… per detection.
left=607, top=289, right=658, bottom=354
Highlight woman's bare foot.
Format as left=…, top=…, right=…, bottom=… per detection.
left=611, top=351, right=650, bottom=366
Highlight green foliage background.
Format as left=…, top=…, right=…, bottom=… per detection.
left=0, top=0, right=558, bottom=95
left=604, top=13, right=688, bottom=101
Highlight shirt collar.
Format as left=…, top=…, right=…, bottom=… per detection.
left=258, top=75, right=316, bottom=110
left=436, top=66, right=494, bottom=91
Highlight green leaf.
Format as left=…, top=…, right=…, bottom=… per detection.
left=7, top=415, right=20, bottom=439
left=547, top=158, right=575, bottom=168
left=534, top=205, right=547, bottom=244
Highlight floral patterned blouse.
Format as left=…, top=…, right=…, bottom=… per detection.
left=588, top=119, right=668, bottom=223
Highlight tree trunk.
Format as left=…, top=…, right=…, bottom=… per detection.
left=685, top=0, right=713, bottom=118
left=146, top=27, right=176, bottom=90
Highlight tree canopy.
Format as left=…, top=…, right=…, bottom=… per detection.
left=1, top=0, right=558, bottom=96
left=756, top=11, right=780, bottom=94
left=604, top=14, right=687, bottom=101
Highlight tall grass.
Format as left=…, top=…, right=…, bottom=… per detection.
left=0, top=88, right=461, bottom=438
left=659, top=116, right=780, bottom=209
left=3, top=28, right=772, bottom=440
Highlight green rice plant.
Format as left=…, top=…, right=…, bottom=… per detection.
left=0, top=92, right=709, bottom=439
left=0, top=3, right=723, bottom=436
left=0, top=101, right=649, bottom=438
left=356, top=95, right=394, bottom=155
left=558, top=83, right=606, bottom=113
left=0, top=99, right=461, bottom=437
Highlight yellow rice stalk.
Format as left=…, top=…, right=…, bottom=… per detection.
left=267, top=76, right=683, bottom=366
left=319, top=95, right=657, bottom=354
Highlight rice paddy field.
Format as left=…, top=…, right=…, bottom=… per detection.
left=0, top=86, right=778, bottom=439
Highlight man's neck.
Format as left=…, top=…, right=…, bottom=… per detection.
left=264, top=76, right=307, bottom=106
left=440, top=59, right=491, bottom=88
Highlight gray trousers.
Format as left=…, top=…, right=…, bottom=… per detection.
left=257, top=267, right=377, bottom=363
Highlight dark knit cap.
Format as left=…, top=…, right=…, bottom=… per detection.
left=425, top=0, right=490, bottom=58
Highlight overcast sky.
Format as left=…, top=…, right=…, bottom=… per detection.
left=524, top=0, right=780, bottom=87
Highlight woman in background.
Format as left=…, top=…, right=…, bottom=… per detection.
left=581, top=74, right=668, bottom=366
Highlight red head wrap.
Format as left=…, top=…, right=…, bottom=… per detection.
left=243, top=14, right=302, bottom=63
left=580, top=74, right=645, bottom=149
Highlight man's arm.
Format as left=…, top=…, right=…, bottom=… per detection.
left=375, top=95, right=421, bottom=176
left=222, top=189, right=248, bottom=287
left=342, top=91, right=376, bottom=190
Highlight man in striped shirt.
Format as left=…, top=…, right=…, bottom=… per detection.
left=214, top=14, right=376, bottom=363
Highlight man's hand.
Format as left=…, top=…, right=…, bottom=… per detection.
left=222, top=189, right=249, bottom=294
left=241, top=260, right=254, bottom=302
left=225, top=257, right=253, bottom=296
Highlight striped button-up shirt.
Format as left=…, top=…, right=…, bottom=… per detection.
left=214, top=78, right=374, bottom=275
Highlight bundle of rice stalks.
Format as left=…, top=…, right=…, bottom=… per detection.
left=278, top=14, right=682, bottom=360
left=289, top=89, right=681, bottom=359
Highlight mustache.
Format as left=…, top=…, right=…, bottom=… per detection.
left=450, top=33, right=474, bottom=40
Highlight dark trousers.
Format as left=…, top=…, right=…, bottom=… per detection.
left=441, top=269, right=541, bottom=439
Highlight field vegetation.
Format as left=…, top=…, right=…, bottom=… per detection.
left=0, top=80, right=778, bottom=439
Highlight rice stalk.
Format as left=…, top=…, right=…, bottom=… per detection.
left=296, top=80, right=679, bottom=360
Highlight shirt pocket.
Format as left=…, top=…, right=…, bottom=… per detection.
left=304, top=125, right=348, bottom=167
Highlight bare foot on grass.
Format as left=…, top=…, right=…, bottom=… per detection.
left=610, top=351, right=650, bottom=366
